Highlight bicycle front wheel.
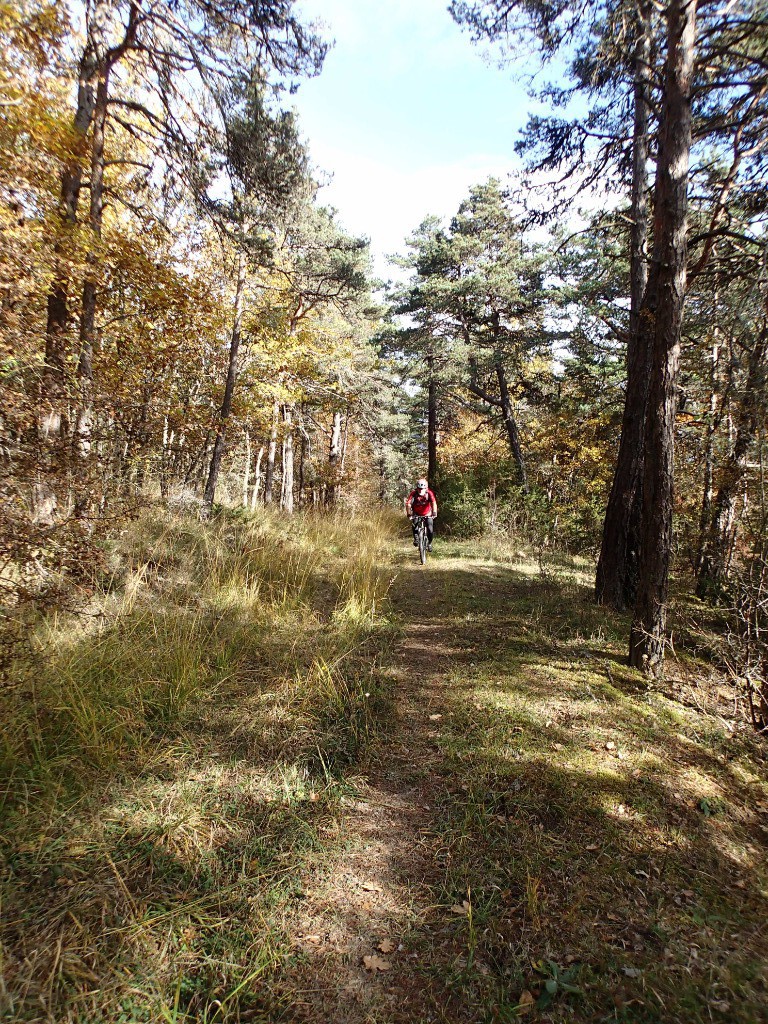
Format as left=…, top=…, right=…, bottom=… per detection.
left=418, top=521, right=428, bottom=564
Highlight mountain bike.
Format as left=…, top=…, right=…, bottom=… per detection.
left=412, top=515, right=430, bottom=565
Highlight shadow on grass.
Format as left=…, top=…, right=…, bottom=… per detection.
left=354, top=552, right=768, bottom=1023
left=3, top=546, right=767, bottom=1023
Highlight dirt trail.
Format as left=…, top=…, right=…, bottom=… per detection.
left=284, top=555, right=467, bottom=1022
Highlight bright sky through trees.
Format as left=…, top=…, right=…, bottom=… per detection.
left=293, top=0, right=532, bottom=277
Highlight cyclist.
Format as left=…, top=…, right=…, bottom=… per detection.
left=405, top=478, right=438, bottom=551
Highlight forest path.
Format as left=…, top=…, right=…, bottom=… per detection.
left=283, top=549, right=503, bottom=1022
left=279, top=543, right=768, bottom=1024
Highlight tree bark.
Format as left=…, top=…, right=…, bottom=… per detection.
left=74, top=67, right=111, bottom=467
left=327, top=409, right=342, bottom=506
left=427, top=351, right=438, bottom=485
left=696, top=319, right=767, bottom=597
left=242, top=429, right=251, bottom=506
left=282, top=404, right=294, bottom=513
left=40, top=7, right=104, bottom=440
left=630, top=0, right=698, bottom=675
left=264, top=401, right=279, bottom=504
left=204, top=247, right=247, bottom=510
left=595, top=0, right=652, bottom=610
left=250, top=445, right=265, bottom=510
left=694, top=326, right=721, bottom=575
left=494, top=355, right=528, bottom=490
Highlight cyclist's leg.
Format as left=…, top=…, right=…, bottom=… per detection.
left=411, top=518, right=418, bottom=546
left=426, top=516, right=434, bottom=549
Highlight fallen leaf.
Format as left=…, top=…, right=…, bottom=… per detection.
left=605, top=741, right=616, bottom=751
left=622, top=967, right=642, bottom=978
left=585, top=843, right=599, bottom=851
left=378, top=938, right=395, bottom=953
left=429, top=713, right=442, bottom=721
left=361, top=881, right=382, bottom=893
left=450, top=900, right=471, bottom=916
left=302, top=934, right=321, bottom=944
left=363, top=954, right=391, bottom=972
left=518, top=989, right=535, bottom=1013
left=553, top=742, right=565, bottom=751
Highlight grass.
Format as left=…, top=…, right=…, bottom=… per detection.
left=2, top=517, right=767, bottom=1023
left=0, top=506, right=395, bottom=1023
left=388, top=542, right=768, bottom=1023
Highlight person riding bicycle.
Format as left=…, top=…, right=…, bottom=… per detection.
left=405, top=478, right=438, bottom=551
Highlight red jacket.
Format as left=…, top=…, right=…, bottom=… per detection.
left=406, top=488, right=437, bottom=517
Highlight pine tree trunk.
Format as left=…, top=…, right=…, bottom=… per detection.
left=630, top=0, right=698, bottom=675
left=204, top=248, right=247, bottom=510
left=494, top=356, right=528, bottom=490
left=595, top=0, right=652, bottom=610
left=427, top=353, right=438, bottom=486
left=694, top=331, right=721, bottom=575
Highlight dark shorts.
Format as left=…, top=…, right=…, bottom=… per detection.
left=411, top=516, right=434, bottom=543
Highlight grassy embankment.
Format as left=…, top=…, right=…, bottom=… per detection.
left=1, top=507, right=396, bottom=1022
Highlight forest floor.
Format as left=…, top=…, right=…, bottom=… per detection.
left=3, top=515, right=768, bottom=1023
left=278, top=541, right=768, bottom=1024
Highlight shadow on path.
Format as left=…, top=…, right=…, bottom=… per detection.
left=278, top=551, right=768, bottom=1024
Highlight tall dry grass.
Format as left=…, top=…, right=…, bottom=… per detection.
left=0, top=504, right=397, bottom=1022
left=2, top=506, right=394, bottom=814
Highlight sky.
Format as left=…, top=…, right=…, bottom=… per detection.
left=292, top=0, right=538, bottom=279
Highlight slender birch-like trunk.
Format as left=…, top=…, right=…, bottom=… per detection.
left=264, top=401, right=279, bottom=504
left=204, top=247, right=247, bottom=510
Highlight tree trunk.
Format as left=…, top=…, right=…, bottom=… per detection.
left=204, top=248, right=247, bottom=510
left=696, top=321, right=767, bottom=597
left=427, top=352, right=438, bottom=485
left=282, top=404, right=294, bottom=513
left=242, top=429, right=251, bottom=507
left=74, top=67, right=111, bottom=468
left=40, top=11, right=103, bottom=440
left=250, top=445, right=265, bottom=510
left=494, top=355, right=528, bottom=490
left=629, top=0, right=698, bottom=675
left=327, top=409, right=342, bottom=506
left=264, top=401, right=279, bottom=505
left=694, top=329, right=721, bottom=575
left=595, top=0, right=652, bottom=610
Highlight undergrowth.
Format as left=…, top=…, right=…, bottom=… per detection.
left=0, top=506, right=395, bottom=1023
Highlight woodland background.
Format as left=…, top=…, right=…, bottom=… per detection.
left=3, top=0, right=768, bottom=681
left=2, top=2, right=768, bottom=1019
